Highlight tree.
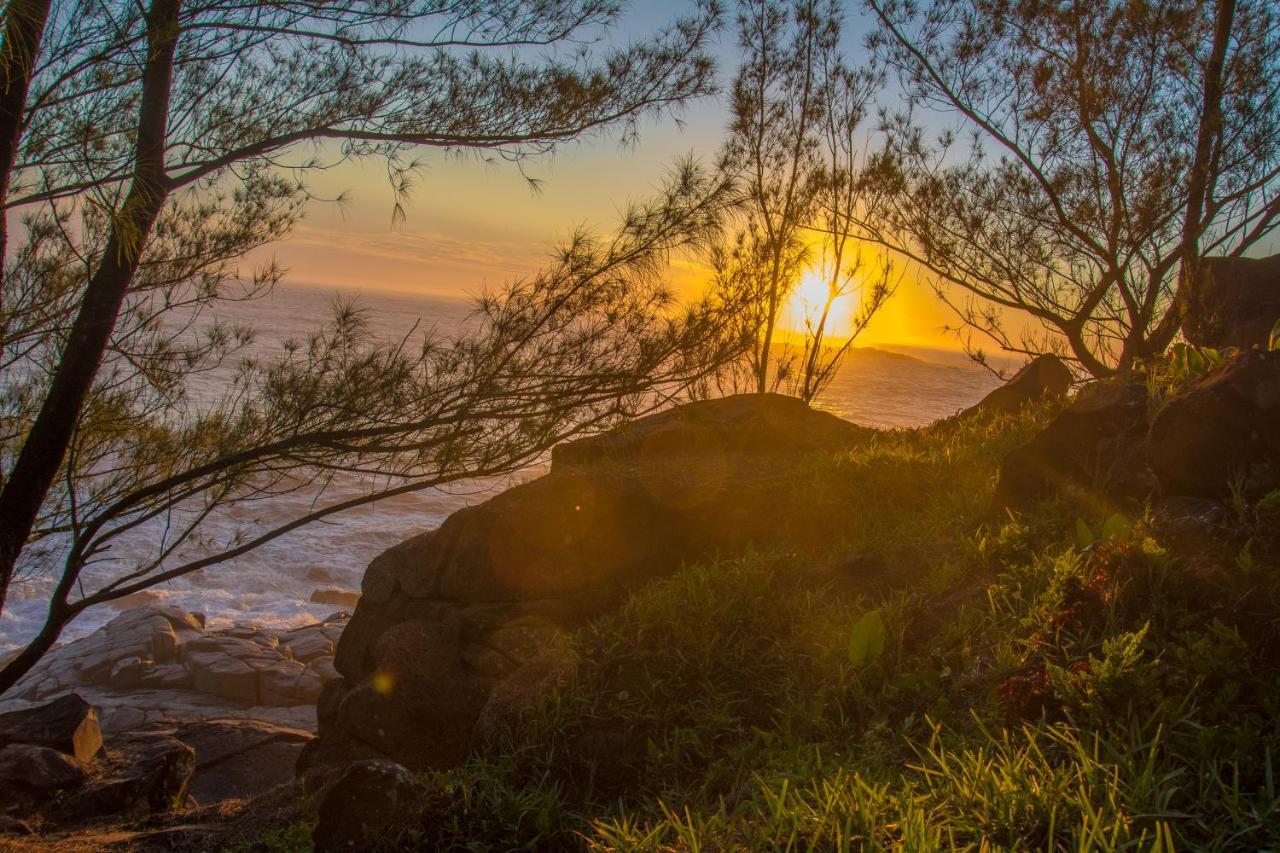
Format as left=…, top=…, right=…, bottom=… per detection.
left=0, top=0, right=737, bottom=694
left=796, top=33, right=894, bottom=402
left=717, top=0, right=891, bottom=398
left=861, top=0, right=1280, bottom=376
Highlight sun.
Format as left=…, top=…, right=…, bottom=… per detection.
left=778, top=268, right=858, bottom=341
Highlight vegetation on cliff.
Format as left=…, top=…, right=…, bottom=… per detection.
left=246, top=390, right=1279, bottom=851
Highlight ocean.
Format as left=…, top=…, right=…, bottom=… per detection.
left=0, top=284, right=1004, bottom=650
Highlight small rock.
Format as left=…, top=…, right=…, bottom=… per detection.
left=0, top=693, right=102, bottom=763
left=311, top=760, right=431, bottom=853
left=281, top=631, right=334, bottom=664
left=257, top=659, right=322, bottom=707
left=309, top=656, right=340, bottom=683
left=310, top=588, right=361, bottom=609
left=306, top=566, right=341, bottom=584
left=108, top=590, right=163, bottom=610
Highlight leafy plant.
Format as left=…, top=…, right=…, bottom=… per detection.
left=1075, top=513, right=1135, bottom=549
left=848, top=609, right=886, bottom=667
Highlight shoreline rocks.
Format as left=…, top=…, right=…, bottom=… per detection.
left=0, top=606, right=348, bottom=733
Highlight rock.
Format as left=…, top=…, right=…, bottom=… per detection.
left=993, top=381, right=1152, bottom=512
left=474, top=643, right=577, bottom=743
left=306, top=566, right=342, bottom=584
left=60, top=732, right=194, bottom=821
left=961, top=354, right=1073, bottom=418
left=136, top=662, right=193, bottom=691
left=108, top=589, right=164, bottom=610
left=280, top=627, right=336, bottom=664
left=0, top=816, right=33, bottom=835
left=258, top=659, right=324, bottom=706
left=0, top=608, right=344, bottom=734
left=109, top=656, right=147, bottom=690
left=0, top=608, right=201, bottom=703
left=318, top=395, right=871, bottom=772
left=0, top=743, right=87, bottom=792
left=335, top=618, right=488, bottom=769
left=1148, top=349, right=1280, bottom=498
left=0, top=693, right=102, bottom=762
left=311, top=760, right=431, bottom=853
left=164, top=719, right=313, bottom=805
left=187, top=653, right=259, bottom=704
left=1182, top=253, right=1280, bottom=350
left=311, top=588, right=361, bottom=609
left=550, top=392, right=868, bottom=470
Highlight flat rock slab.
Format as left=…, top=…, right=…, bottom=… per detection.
left=162, top=719, right=314, bottom=805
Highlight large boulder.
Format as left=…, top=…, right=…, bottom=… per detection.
left=993, top=381, right=1152, bottom=512
left=0, top=693, right=102, bottom=763
left=960, top=354, right=1073, bottom=418
left=1182, top=253, right=1280, bottom=350
left=315, top=395, right=870, bottom=771
left=1148, top=349, right=1280, bottom=498
left=311, top=760, right=432, bottom=853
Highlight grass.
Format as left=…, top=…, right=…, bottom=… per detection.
left=255, top=400, right=1280, bottom=851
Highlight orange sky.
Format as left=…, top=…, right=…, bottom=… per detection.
left=248, top=4, right=969, bottom=352
left=257, top=128, right=968, bottom=351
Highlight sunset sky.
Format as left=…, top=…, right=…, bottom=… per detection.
left=254, top=1, right=964, bottom=350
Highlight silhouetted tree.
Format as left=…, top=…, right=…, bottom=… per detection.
left=718, top=0, right=891, bottom=398
left=796, top=31, right=894, bottom=402
left=0, top=0, right=741, bottom=693
left=860, top=0, right=1279, bottom=376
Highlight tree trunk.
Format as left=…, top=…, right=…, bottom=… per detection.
left=0, top=0, right=54, bottom=292
left=1170, top=0, right=1237, bottom=346
left=0, top=600, right=69, bottom=695
left=0, top=0, right=181, bottom=615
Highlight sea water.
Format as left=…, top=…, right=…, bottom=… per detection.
left=0, top=284, right=1003, bottom=650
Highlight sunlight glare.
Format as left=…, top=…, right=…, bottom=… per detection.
left=779, top=268, right=857, bottom=341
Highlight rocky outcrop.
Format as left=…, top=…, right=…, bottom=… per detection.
left=994, top=348, right=1280, bottom=512
left=1148, top=348, right=1280, bottom=498
left=0, top=607, right=347, bottom=732
left=0, top=694, right=194, bottom=828
left=993, top=381, right=1152, bottom=512
left=311, top=394, right=872, bottom=771
left=1182, top=253, right=1280, bottom=350
left=63, top=732, right=195, bottom=821
left=960, top=354, right=1073, bottom=418
left=0, top=695, right=316, bottom=831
